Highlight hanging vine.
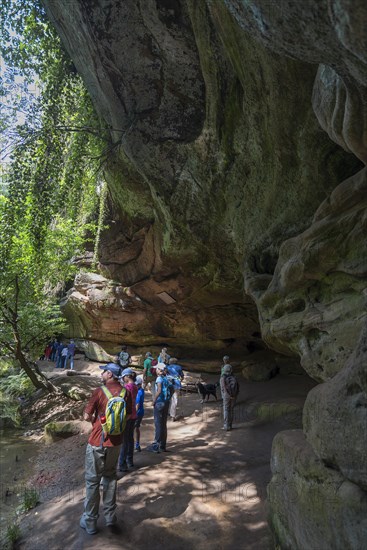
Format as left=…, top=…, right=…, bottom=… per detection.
left=92, top=179, right=108, bottom=269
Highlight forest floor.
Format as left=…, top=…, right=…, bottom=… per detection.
left=14, top=357, right=316, bottom=550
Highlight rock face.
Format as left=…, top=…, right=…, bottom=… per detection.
left=303, top=322, right=367, bottom=491
left=246, top=167, right=367, bottom=381
left=268, top=430, right=367, bottom=550
left=267, top=324, right=367, bottom=549
left=45, top=0, right=362, bottom=361
left=44, top=1, right=367, bottom=547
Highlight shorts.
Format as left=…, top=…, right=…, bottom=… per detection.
left=135, top=416, right=143, bottom=428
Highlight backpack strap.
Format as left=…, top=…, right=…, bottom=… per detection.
left=101, top=386, right=126, bottom=399
left=101, top=386, right=113, bottom=399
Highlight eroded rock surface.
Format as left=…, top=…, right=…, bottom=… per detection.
left=268, top=430, right=367, bottom=550
left=246, top=168, right=367, bottom=380
left=43, top=1, right=367, bottom=547
left=45, top=0, right=362, bottom=359
left=303, top=321, right=367, bottom=490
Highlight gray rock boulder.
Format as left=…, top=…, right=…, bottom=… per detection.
left=304, top=321, right=367, bottom=489
left=268, top=430, right=367, bottom=550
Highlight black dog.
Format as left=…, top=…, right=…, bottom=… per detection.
left=197, top=382, right=219, bottom=403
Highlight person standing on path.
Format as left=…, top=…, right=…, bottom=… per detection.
left=80, top=363, right=132, bottom=535
left=66, top=339, right=75, bottom=370
left=158, top=347, right=170, bottom=365
left=60, top=344, right=68, bottom=369
left=118, top=368, right=138, bottom=472
left=221, top=355, right=231, bottom=374
left=148, top=364, right=172, bottom=452
left=55, top=341, right=65, bottom=368
left=118, top=344, right=132, bottom=369
left=143, top=352, right=154, bottom=389
left=134, top=375, right=145, bottom=452
left=51, top=339, right=58, bottom=362
left=220, top=364, right=239, bottom=431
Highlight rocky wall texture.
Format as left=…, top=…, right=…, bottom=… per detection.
left=45, top=0, right=361, bottom=359
left=44, top=1, right=367, bottom=546
left=267, top=324, right=367, bottom=549
left=268, top=430, right=367, bottom=550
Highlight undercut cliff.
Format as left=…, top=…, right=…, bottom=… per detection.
left=44, top=1, right=366, bottom=547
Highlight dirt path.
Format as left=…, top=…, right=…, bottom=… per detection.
left=16, top=361, right=316, bottom=550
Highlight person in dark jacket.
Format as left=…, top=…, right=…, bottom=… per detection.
left=220, top=364, right=239, bottom=432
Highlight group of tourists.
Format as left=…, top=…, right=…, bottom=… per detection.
left=42, top=339, right=76, bottom=369
left=79, top=345, right=239, bottom=535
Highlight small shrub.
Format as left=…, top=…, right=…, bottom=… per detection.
left=22, top=488, right=39, bottom=511
left=0, top=371, right=34, bottom=398
left=6, top=523, right=21, bottom=549
left=0, top=358, right=17, bottom=377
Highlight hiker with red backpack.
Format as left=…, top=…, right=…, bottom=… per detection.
left=220, top=364, right=239, bottom=432
left=80, top=363, right=132, bottom=535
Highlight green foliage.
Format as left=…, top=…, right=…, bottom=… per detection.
left=0, top=394, right=21, bottom=425
left=1, top=0, right=108, bottom=278
left=0, top=368, right=34, bottom=424
left=0, top=370, right=34, bottom=397
left=0, top=274, right=67, bottom=357
left=0, top=1, right=110, bottom=390
left=0, top=357, right=16, bottom=376
left=22, top=488, right=39, bottom=511
left=5, top=522, right=21, bottom=549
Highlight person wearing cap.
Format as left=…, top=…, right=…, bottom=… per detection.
left=80, top=363, right=132, bottom=535
left=220, top=363, right=239, bottom=432
left=221, top=355, right=230, bottom=375
left=118, top=368, right=137, bottom=472
left=134, top=376, right=145, bottom=452
left=147, top=363, right=172, bottom=452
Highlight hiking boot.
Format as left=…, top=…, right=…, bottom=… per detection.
left=135, top=444, right=141, bottom=452
left=79, top=516, right=97, bottom=535
left=118, top=462, right=128, bottom=472
left=105, top=515, right=117, bottom=527
left=127, top=462, right=134, bottom=469
left=146, top=444, right=160, bottom=453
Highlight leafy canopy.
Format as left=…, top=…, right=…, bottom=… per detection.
left=0, top=0, right=109, bottom=371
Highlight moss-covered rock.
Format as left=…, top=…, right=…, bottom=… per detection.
left=44, top=421, right=80, bottom=443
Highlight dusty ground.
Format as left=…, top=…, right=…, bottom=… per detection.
left=15, top=357, right=316, bottom=550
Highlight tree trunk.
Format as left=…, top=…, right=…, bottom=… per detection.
left=16, top=351, right=62, bottom=395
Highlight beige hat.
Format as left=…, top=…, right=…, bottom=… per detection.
left=156, top=363, right=166, bottom=372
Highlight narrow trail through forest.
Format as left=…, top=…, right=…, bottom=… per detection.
left=16, top=360, right=316, bottom=550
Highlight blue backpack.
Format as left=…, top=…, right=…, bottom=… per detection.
left=158, top=376, right=173, bottom=402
